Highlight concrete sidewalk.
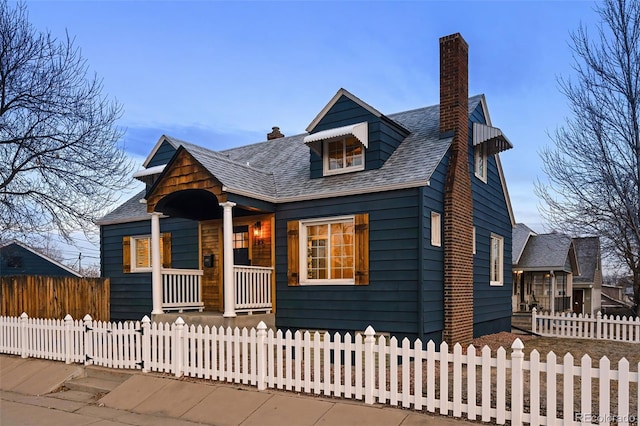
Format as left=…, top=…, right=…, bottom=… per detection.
left=0, top=355, right=475, bottom=425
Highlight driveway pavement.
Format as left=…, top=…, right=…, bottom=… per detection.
left=0, top=355, right=477, bottom=425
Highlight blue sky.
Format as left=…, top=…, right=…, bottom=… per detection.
left=23, top=0, right=601, bottom=268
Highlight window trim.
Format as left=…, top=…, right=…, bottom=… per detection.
left=490, top=233, right=504, bottom=286
left=431, top=212, right=441, bottom=247
left=322, top=136, right=365, bottom=176
left=474, top=143, right=488, bottom=182
left=124, top=233, right=170, bottom=274
left=299, top=215, right=356, bottom=286
left=130, top=235, right=154, bottom=273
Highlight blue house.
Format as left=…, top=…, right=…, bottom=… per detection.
left=0, top=240, right=82, bottom=278
left=98, top=33, right=514, bottom=344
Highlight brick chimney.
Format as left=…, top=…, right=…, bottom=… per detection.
left=440, top=33, right=474, bottom=346
left=267, top=126, right=284, bottom=140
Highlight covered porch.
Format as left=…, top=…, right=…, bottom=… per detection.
left=512, top=270, right=572, bottom=314
left=143, top=146, right=276, bottom=318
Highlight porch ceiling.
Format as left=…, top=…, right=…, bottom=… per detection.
left=155, top=189, right=222, bottom=220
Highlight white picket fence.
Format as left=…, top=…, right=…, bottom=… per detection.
left=533, top=308, right=640, bottom=342
left=1, top=313, right=639, bottom=426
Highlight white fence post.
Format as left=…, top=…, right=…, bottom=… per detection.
left=173, top=317, right=184, bottom=377
left=256, top=321, right=267, bottom=391
left=596, top=311, right=602, bottom=340
left=511, top=338, right=524, bottom=426
left=531, top=308, right=537, bottom=334
left=19, top=312, right=28, bottom=359
left=364, top=326, right=375, bottom=405
left=141, top=316, right=151, bottom=373
left=83, top=314, right=93, bottom=366
left=64, top=314, right=73, bottom=364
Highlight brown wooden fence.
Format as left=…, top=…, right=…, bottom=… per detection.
left=0, top=275, right=110, bottom=321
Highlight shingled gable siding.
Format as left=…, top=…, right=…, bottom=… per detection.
left=101, top=217, right=199, bottom=321
left=308, top=96, right=408, bottom=179
left=469, top=104, right=513, bottom=337
left=275, top=188, right=421, bottom=340
left=147, top=140, right=178, bottom=168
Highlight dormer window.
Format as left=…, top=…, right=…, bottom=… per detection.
left=324, top=136, right=364, bottom=175
left=304, top=121, right=369, bottom=177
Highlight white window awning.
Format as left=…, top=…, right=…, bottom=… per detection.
left=303, top=122, right=368, bottom=155
left=472, top=123, right=513, bottom=155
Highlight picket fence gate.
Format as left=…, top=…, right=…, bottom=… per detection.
left=533, top=308, right=640, bottom=343
left=1, top=313, right=639, bottom=426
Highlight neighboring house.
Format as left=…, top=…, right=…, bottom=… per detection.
left=98, top=33, right=515, bottom=344
left=0, top=240, right=82, bottom=277
left=571, top=236, right=602, bottom=315
left=512, top=224, right=579, bottom=314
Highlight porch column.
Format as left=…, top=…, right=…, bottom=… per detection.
left=550, top=271, right=556, bottom=315
left=220, top=201, right=237, bottom=318
left=151, top=212, right=163, bottom=315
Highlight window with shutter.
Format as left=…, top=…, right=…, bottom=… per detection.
left=288, top=213, right=368, bottom=286
left=123, top=233, right=171, bottom=273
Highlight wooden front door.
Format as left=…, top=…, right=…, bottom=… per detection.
left=200, top=221, right=223, bottom=311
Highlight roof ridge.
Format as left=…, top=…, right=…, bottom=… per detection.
left=185, top=143, right=276, bottom=177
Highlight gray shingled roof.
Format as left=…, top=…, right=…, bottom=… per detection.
left=99, top=95, right=484, bottom=223
left=97, top=190, right=148, bottom=225
left=516, top=232, right=574, bottom=271
left=573, top=236, right=600, bottom=283
left=512, top=223, right=536, bottom=264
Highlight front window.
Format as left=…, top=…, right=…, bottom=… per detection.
left=131, top=235, right=163, bottom=272
left=300, top=216, right=355, bottom=284
left=490, top=234, right=504, bottom=286
left=324, top=136, right=364, bottom=175
left=475, top=143, right=487, bottom=182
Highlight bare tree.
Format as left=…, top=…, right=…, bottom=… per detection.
left=0, top=1, right=133, bottom=245
left=537, top=0, right=640, bottom=314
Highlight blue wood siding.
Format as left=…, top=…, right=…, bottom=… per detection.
left=469, top=105, right=513, bottom=337
left=309, top=96, right=408, bottom=178
left=275, top=189, right=421, bottom=340
left=147, top=140, right=178, bottom=168
left=101, top=217, right=199, bottom=321
left=0, top=244, right=77, bottom=277
left=420, top=156, right=448, bottom=344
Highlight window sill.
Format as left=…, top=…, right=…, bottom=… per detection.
left=490, top=281, right=503, bottom=287
left=300, top=280, right=355, bottom=286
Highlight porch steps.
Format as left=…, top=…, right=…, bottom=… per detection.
left=511, top=313, right=533, bottom=334
left=63, top=366, right=133, bottom=396
left=153, top=312, right=276, bottom=330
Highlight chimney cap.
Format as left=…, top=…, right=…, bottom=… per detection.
left=267, top=126, right=285, bottom=140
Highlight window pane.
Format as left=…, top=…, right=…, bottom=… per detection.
left=304, top=219, right=355, bottom=281
left=345, top=137, right=363, bottom=167
left=135, top=238, right=150, bottom=268
left=307, top=224, right=328, bottom=279
left=327, top=140, right=343, bottom=170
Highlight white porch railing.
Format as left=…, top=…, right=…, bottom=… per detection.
left=162, top=269, right=204, bottom=312
left=233, top=265, right=273, bottom=314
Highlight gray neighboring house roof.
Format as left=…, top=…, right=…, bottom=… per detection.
left=572, top=236, right=601, bottom=283
left=0, top=240, right=82, bottom=277
left=512, top=223, right=536, bottom=264
left=515, top=231, right=577, bottom=273
left=99, top=94, right=491, bottom=224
